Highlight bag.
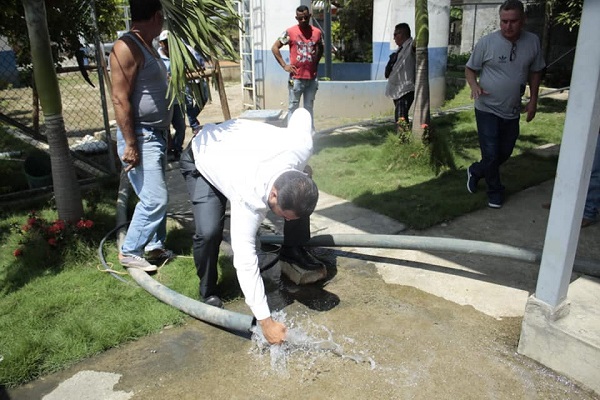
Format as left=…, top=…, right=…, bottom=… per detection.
left=385, top=51, right=399, bottom=79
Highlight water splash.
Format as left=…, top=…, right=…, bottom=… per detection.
left=251, top=311, right=376, bottom=373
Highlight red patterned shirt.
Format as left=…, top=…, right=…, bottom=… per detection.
left=278, top=24, right=323, bottom=79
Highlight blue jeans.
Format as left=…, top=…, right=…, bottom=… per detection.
left=470, top=109, right=520, bottom=203
left=288, top=78, right=318, bottom=124
left=584, top=135, right=600, bottom=220
left=117, top=127, right=169, bottom=256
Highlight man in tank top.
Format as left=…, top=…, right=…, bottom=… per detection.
left=110, top=0, right=174, bottom=272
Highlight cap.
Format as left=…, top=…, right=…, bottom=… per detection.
left=158, top=30, right=169, bottom=42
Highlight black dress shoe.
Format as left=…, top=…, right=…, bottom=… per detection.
left=279, top=246, right=325, bottom=270
left=203, top=295, right=224, bottom=308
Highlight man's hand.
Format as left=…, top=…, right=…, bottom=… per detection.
left=469, top=84, right=489, bottom=100
left=283, top=64, right=297, bottom=74
left=258, top=317, right=287, bottom=345
left=464, top=67, right=488, bottom=100
left=523, top=100, right=537, bottom=122
left=121, top=143, right=140, bottom=171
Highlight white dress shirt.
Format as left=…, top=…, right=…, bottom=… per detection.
left=191, top=109, right=313, bottom=319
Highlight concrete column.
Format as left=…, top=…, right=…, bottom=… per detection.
left=536, top=0, right=600, bottom=309
left=372, top=0, right=449, bottom=109
left=428, top=0, right=450, bottom=109
left=372, top=0, right=415, bottom=80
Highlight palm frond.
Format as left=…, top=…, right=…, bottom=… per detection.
left=159, top=0, right=240, bottom=108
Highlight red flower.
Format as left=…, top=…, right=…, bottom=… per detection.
left=48, top=224, right=62, bottom=234
left=22, top=224, right=31, bottom=232
left=13, top=248, right=23, bottom=257
left=77, top=219, right=94, bottom=229
left=421, top=124, right=429, bottom=129
left=27, top=217, right=37, bottom=226
left=53, top=220, right=66, bottom=230
left=48, top=237, right=57, bottom=246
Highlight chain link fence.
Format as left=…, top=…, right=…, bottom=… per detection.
left=0, top=16, right=118, bottom=177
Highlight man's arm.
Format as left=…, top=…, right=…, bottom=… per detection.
left=110, top=38, right=141, bottom=169
left=315, top=34, right=324, bottom=65
left=229, top=205, right=287, bottom=345
left=271, top=38, right=296, bottom=75
left=465, top=66, right=488, bottom=100
left=524, top=70, right=542, bottom=123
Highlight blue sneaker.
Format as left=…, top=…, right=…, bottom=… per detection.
left=467, top=166, right=478, bottom=194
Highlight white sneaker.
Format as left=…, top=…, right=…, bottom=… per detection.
left=119, top=254, right=158, bottom=272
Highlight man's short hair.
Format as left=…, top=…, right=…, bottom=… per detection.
left=499, top=0, right=524, bottom=16
left=130, top=0, right=162, bottom=22
left=296, top=5, right=310, bottom=14
left=395, top=23, right=411, bottom=38
left=273, top=171, right=319, bottom=219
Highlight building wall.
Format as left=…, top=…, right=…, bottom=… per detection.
left=257, top=0, right=450, bottom=118
left=460, top=4, right=499, bottom=54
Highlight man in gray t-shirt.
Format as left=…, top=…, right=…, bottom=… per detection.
left=465, top=0, right=545, bottom=208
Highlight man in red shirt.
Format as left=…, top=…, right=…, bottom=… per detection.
left=272, top=5, right=324, bottom=126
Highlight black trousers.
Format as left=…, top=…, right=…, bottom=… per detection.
left=393, top=90, right=415, bottom=125
left=180, top=145, right=310, bottom=299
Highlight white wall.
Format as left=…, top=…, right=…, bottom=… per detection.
left=461, top=5, right=499, bottom=54
left=256, top=0, right=451, bottom=119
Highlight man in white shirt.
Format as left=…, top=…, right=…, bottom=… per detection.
left=179, top=108, right=319, bottom=345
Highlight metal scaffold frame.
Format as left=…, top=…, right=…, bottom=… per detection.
left=238, top=0, right=258, bottom=110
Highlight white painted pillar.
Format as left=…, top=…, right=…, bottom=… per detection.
left=372, top=0, right=415, bottom=80
left=535, top=0, right=600, bottom=308
left=428, top=0, right=450, bottom=109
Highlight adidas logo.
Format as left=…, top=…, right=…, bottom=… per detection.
left=499, top=55, right=507, bottom=62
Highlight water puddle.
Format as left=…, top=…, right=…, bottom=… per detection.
left=250, top=311, right=376, bottom=374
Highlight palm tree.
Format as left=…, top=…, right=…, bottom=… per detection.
left=412, top=0, right=431, bottom=140
left=22, top=0, right=84, bottom=222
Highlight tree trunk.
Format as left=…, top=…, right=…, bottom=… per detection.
left=23, top=0, right=83, bottom=221
left=412, top=0, right=431, bottom=140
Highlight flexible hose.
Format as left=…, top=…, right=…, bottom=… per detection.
left=259, top=234, right=600, bottom=278
left=97, top=216, right=254, bottom=334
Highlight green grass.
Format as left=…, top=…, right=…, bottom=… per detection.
left=311, top=92, right=565, bottom=229
left=0, top=186, right=241, bottom=387
left=0, top=87, right=568, bottom=388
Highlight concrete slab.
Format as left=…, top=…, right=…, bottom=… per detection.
left=41, top=371, right=133, bottom=400
left=518, top=276, right=600, bottom=394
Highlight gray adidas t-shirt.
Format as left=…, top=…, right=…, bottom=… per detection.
left=466, top=30, right=546, bottom=119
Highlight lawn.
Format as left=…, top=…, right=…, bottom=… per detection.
left=0, top=86, right=567, bottom=387
left=311, top=87, right=565, bottom=228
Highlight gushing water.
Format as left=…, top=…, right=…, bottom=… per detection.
left=250, top=311, right=376, bottom=373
